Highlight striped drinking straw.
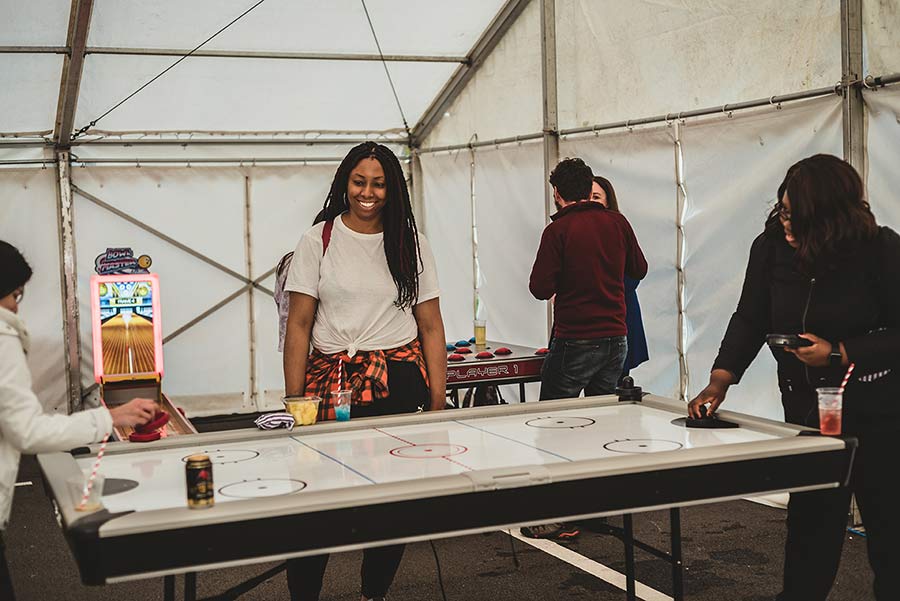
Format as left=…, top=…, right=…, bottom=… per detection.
left=78, top=431, right=110, bottom=510
left=78, top=396, right=112, bottom=510
left=839, top=362, right=856, bottom=394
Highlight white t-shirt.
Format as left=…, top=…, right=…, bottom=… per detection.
left=284, top=214, right=440, bottom=356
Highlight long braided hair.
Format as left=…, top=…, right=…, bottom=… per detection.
left=314, top=142, right=421, bottom=309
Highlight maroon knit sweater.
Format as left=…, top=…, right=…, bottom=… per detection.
left=529, top=202, right=648, bottom=339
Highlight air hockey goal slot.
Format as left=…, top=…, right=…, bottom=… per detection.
left=90, top=273, right=197, bottom=441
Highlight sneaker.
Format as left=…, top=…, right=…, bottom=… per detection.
left=520, top=522, right=580, bottom=540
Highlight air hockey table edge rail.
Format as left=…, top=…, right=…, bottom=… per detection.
left=38, top=394, right=857, bottom=584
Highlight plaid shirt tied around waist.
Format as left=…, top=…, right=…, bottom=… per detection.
left=305, top=339, right=429, bottom=422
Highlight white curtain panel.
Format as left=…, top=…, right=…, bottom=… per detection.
left=72, top=167, right=252, bottom=414
left=560, top=128, right=681, bottom=399
left=420, top=150, right=475, bottom=342
left=472, top=142, right=551, bottom=402
left=473, top=142, right=548, bottom=347
left=680, top=97, right=843, bottom=420
left=865, top=88, right=900, bottom=233
left=248, top=165, right=334, bottom=410
left=0, top=169, right=67, bottom=413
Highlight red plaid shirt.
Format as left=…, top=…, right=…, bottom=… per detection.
left=305, top=339, right=429, bottom=422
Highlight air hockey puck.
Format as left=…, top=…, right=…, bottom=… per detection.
left=448, top=354, right=465, bottom=361
left=455, top=347, right=472, bottom=354
left=129, top=430, right=161, bottom=443
left=468, top=337, right=476, bottom=343
left=446, top=343, right=456, bottom=351
left=535, top=347, right=549, bottom=355
left=136, top=410, right=169, bottom=434
left=494, top=347, right=512, bottom=355
left=455, top=340, right=471, bottom=347
left=475, top=351, right=494, bottom=359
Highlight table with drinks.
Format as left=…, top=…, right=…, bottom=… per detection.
left=37, top=390, right=855, bottom=600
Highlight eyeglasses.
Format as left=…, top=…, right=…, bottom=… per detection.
left=13, top=289, right=24, bottom=304
left=775, top=201, right=791, bottom=222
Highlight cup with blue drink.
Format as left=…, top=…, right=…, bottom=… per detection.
left=331, top=389, right=352, bottom=422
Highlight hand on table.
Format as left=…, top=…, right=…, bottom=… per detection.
left=784, top=333, right=830, bottom=367
left=110, top=398, right=158, bottom=428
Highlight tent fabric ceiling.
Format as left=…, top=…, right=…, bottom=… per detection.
left=0, top=0, right=70, bottom=46
left=87, top=0, right=504, bottom=56
left=1, top=0, right=508, bottom=136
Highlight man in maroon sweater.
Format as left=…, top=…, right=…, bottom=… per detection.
left=529, top=158, right=648, bottom=401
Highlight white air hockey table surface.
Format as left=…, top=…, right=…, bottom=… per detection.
left=38, top=394, right=855, bottom=585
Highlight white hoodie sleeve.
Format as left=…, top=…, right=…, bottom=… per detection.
left=0, top=333, right=112, bottom=454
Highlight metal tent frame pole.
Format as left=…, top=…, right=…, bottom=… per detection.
left=540, top=0, right=559, bottom=340
left=841, top=0, right=865, bottom=172
left=55, top=150, right=83, bottom=413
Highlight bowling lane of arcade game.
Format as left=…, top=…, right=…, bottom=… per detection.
left=92, top=274, right=196, bottom=441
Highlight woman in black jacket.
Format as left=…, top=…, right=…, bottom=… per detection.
left=688, top=154, right=900, bottom=601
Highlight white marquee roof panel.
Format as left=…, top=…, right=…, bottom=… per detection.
left=87, top=0, right=505, bottom=56
left=0, top=0, right=69, bottom=46
left=0, top=55, right=63, bottom=133
left=75, top=56, right=456, bottom=133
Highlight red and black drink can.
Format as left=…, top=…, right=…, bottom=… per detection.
left=185, top=454, right=214, bottom=509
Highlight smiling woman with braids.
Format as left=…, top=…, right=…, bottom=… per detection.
left=281, top=142, right=446, bottom=601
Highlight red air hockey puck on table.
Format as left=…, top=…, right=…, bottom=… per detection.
left=448, top=354, right=465, bottom=361
left=494, top=347, right=512, bottom=355
left=475, top=351, right=494, bottom=359
left=535, top=348, right=549, bottom=355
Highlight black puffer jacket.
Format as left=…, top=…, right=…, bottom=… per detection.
left=712, top=226, right=900, bottom=431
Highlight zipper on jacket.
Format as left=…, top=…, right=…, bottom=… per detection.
left=802, top=278, right=816, bottom=388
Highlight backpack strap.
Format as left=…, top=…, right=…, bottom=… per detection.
left=322, top=219, right=334, bottom=256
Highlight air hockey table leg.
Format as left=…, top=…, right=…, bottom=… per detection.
left=163, top=575, right=175, bottom=601
left=623, top=514, right=636, bottom=601
left=670, top=508, right=684, bottom=601
left=185, top=572, right=197, bottom=601
left=518, top=382, right=526, bottom=402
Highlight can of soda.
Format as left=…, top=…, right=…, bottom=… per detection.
left=185, top=454, right=214, bottom=509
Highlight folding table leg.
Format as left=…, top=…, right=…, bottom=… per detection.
left=163, top=575, right=175, bottom=601
left=623, top=513, right=636, bottom=601
left=670, top=508, right=684, bottom=601
left=185, top=572, right=197, bottom=601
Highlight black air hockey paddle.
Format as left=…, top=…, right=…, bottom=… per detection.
left=671, top=404, right=739, bottom=429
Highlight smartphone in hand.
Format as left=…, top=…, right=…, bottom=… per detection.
left=766, top=334, right=814, bottom=349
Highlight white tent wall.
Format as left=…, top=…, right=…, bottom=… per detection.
left=555, top=0, right=841, bottom=130
left=680, top=97, right=844, bottom=420
left=865, top=88, right=900, bottom=231
left=68, top=164, right=338, bottom=416
left=424, top=0, right=542, bottom=148
left=0, top=169, right=67, bottom=413
left=863, top=0, right=900, bottom=76
left=247, top=165, right=335, bottom=411
left=473, top=142, right=547, bottom=402
left=419, top=151, right=474, bottom=339
left=560, top=127, right=681, bottom=400
left=72, top=167, right=251, bottom=414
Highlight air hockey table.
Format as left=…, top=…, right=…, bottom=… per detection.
left=445, top=340, right=545, bottom=403
left=37, top=392, right=855, bottom=600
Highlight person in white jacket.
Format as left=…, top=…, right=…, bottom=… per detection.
left=0, top=240, right=156, bottom=600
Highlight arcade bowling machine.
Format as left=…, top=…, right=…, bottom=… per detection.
left=90, top=273, right=196, bottom=441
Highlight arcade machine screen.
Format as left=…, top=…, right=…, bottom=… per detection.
left=90, top=274, right=164, bottom=402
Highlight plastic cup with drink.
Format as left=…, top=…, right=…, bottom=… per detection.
left=331, top=389, right=352, bottom=422
left=816, top=387, right=843, bottom=435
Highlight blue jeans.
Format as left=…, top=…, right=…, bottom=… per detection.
left=539, top=336, right=628, bottom=400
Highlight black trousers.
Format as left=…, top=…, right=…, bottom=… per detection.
left=286, top=361, right=428, bottom=601
left=777, top=427, right=900, bottom=601
left=0, top=532, right=15, bottom=601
